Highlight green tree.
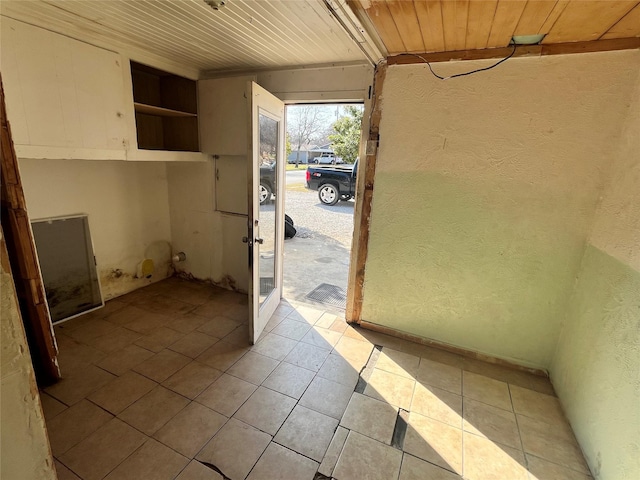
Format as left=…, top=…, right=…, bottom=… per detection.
left=287, top=105, right=330, bottom=166
left=285, top=132, right=292, bottom=158
left=329, top=105, right=363, bottom=164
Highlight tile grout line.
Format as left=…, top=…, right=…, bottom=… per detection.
left=201, top=314, right=331, bottom=475
left=509, top=382, right=530, bottom=477
left=54, top=456, right=85, bottom=479
left=306, top=343, right=383, bottom=477
left=253, top=309, right=343, bottom=477
left=53, top=289, right=582, bottom=480
left=320, top=426, right=352, bottom=479
left=50, top=285, right=250, bottom=476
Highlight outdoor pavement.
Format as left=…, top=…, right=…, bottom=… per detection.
left=281, top=169, right=354, bottom=312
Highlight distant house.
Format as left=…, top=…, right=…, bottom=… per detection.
left=287, top=150, right=311, bottom=163
left=287, top=143, right=319, bottom=164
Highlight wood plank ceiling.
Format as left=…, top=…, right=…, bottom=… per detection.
left=349, top=0, right=640, bottom=55
left=0, top=0, right=368, bottom=73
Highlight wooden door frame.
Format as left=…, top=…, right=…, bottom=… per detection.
left=345, top=63, right=386, bottom=324
left=0, top=75, right=60, bottom=386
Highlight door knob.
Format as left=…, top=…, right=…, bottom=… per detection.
left=242, top=236, right=252, bottom=246
left=255, top=237, right=264, bottom=244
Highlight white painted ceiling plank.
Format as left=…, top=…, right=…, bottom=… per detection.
left=1, top=0, right=366, bottom=73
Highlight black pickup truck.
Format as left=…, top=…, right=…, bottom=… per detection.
left=260, top=162, right=276, bottom=205
left=305, top=160, right=358, bottom=205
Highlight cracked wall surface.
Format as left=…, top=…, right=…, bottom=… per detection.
left=1, top=231, right=56, bottom=479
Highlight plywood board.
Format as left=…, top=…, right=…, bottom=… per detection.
left=601, top=3, right=640, bottom=39
left=415, top=1, right=446, bottom=52
left=361, top=1, right=406, bottom=53
left=544, top=0, right=638, bottom=43
left=486, top=0, right=528, bottom=48
left=514, top=0, right=559, bottom=36
left=441, top=0, right=469, bottom=51
left=466, top=1, right=499, bottom=50
left=385, top=1, right=424, bottom=52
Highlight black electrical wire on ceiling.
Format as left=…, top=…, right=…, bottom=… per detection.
left=400, top=43, right=518, bottom=80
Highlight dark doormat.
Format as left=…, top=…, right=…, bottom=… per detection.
left=306, top=283, right=347, bottom=309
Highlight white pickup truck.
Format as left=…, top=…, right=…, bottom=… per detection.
left=311, top=152, right=344, bottom=165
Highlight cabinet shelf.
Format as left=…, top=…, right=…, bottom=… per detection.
left=130, top=61, right=199, bottom=152
left=134, top=102, right=197, bottom=118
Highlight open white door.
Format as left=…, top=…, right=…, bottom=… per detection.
left=247, top=82, right=285, bottom=343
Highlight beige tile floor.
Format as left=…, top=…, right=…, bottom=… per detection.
left=43, top=277, right=592, bottom=480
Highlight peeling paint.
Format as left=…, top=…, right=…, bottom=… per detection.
left=218, top=274, right=239, bottom=292
left=175, top=271, right=247, bottom=294
left=18, top=158, right=173, bottom=301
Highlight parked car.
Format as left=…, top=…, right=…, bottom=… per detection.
left=287, top=156, right=310, bottom=164
left=311, top=152, right=344, bottom=165
left=260, top=162, right=276, bottom=204
left=305, top=160, right=357, bottom=205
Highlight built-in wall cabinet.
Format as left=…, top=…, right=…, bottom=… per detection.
left=1, top=18, right=128, bottom=160
left=130, top=61, right=200, bottom=154
left=2, top=18, right=211, bottom=162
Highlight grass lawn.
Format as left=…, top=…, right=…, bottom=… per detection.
left=286, top=163, right=309, bottom=171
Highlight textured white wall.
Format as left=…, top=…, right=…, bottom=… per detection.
left=19, top=159, right=173, bottom=300
left=1, top=234, right=56, bottom=480
left=551, top=74, right=640, bottom=480
left=166, top=159, right=250, bottom=292
left=362, top=50, right=640, bottom=368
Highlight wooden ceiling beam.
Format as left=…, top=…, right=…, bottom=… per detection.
left=386, top=37, right=640, bottom=65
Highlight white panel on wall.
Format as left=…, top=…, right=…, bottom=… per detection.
left=198, top=75, right=255, bottom=156
left=1, top=18, right=128, bottom=157
left=216, top=156, right=248, bottom=215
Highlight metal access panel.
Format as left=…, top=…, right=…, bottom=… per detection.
left=31, top=215, right=103, bottom=324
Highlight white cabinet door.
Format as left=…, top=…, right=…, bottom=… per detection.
left=198, top=75, right=257, bottom=157
left=1, top=18, right=128, bottom=159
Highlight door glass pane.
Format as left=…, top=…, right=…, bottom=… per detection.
left=258, top=113, right=278, bottom=306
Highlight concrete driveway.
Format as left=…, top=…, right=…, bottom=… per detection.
left=282, top=169, right=354, bottom=312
